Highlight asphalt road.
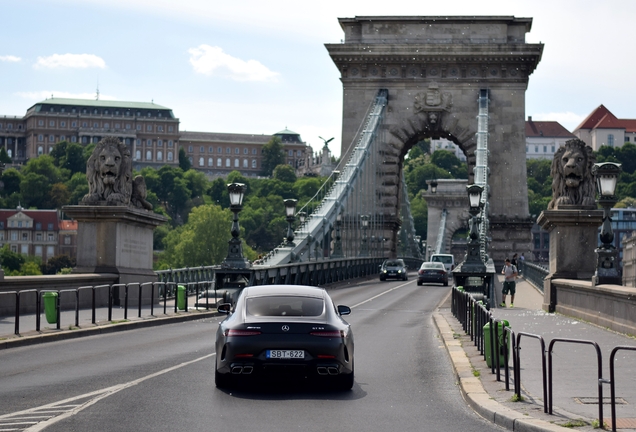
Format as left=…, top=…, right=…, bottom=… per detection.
left=0, top=275, right=505, bottom=432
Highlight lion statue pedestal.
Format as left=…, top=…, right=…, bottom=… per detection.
left=62, top=137, right=168, bottom=304
left=537, top=139, right=603, bottom=312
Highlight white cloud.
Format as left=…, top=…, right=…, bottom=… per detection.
left=531, top=112, right=586, bottom=131
left=188, top=44, right=279, bottom=82
left=34, top=53, right=106, bottom=69
left=15, top=91, right=117, bottom=101
left=0, top=55, right=21, bottom=62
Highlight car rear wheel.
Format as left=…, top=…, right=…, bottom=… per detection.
left=336, top=366, right=354, bottom=390
left=417, top=281, right=422, bottom=286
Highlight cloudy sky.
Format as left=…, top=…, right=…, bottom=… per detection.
left=1, top=0, right=635, bottom=156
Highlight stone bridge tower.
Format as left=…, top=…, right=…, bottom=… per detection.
left=326, top=16, right=543, bottom=262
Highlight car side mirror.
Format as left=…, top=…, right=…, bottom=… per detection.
left=337, top=305, right=351, bottom=316
left=217, top=303, right=232, bottom=314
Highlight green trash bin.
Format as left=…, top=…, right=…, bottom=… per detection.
left=456, top=286, right=464, bottom=292
left=43, top=292, right=58, bottom=324
left=483, top=320, right=510, bottom=367
left=177, top=285, right=186, bottom=311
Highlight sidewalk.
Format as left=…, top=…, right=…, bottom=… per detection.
left=434, top=276, right=636, bottom=431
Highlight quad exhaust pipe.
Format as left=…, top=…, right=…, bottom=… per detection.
left=317, top=367, right=339, bottom=375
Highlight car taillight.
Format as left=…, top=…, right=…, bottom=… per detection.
left=439, top=271, right=446, bottom=274
left=310, top=330, right=345, bottom=338
left=225, top=329, right=262, bottom=337
left=418, top=270, right=424, bottom=275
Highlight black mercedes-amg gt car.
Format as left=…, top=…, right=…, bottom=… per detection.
left=214, top=285, right=354, bottom=390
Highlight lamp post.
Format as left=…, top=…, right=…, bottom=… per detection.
left=462, top=184, right=486, bottom=273
left=359, top=214, right=369, bottom=256
left=222, top=183, right=250, bottom=269
left=284, top=199, right=297, bottom=247
left=592, top=162, right=622, bottom=285
left=332, top=212, right=344, bottom=258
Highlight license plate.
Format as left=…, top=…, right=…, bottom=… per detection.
left=266, top=350, right=304, bottom=359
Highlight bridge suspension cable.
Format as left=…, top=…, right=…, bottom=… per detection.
left=475, top=89, right=490, bottom=261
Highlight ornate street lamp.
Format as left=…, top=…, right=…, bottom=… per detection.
left=222, top=183, right=250, bottom=269
left=332, top=212, right=344, bottom=258
left=284, top=199, right=297, bottom=247
left=592, top=162, right=622, bottom=285
left=430, top=180, right=438, bottom=194
left=359, top=214, right=370, bottom=257
left=462, top=184, right=486, bottom=273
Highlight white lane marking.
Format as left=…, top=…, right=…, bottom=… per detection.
left=0, top=353, right=216, bottom=432
left=350, top=279, right=413, bottom=309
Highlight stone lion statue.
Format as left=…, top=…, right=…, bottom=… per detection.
left=81, top=137, right=132, bottom=206
left=547, top=138, right=597, bottom=209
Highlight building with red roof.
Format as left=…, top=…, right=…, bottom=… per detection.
left=525, top=116, right=576, bottom=159
left=0, top=207, right=76, bottom=262
left=573, top=105, right=636, bottom=151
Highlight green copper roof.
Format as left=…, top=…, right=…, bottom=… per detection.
left=31, top=98, right=171, bottom=111
left=274, top=127, right=300, bottom=136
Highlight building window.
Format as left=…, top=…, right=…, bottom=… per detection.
left=243, top=159, right=248, bottom=168
left=22, top=233, right=28, bottom=241
left=47, top=246, right=54, bottom=256
left=209, top=147, right=213, bottom=153
left=288, top=150, right=293, bottom=156
left=35, top=245, right=43, bottom=256
left=234, top=159, right=239, bottom=168
left=243, top=148, right=248, bottom=154
left=37, top=146, right=44, bottom=155
left=218, top=147, right=222, bottom=153
left=199, top=157, right=204, bottom=166
left=543, top=146, right=547, bottom=153
left=21, top=245, right=28, bottom=255
left=208, top=157, right=213, bottom=167
left=226, top=147, right=231, bottom=154
left=157, top=151, right=163, bottom=161
left=48, top=223, right=53, bottom=231
left=135, top=150, right=141, bottom=160
left=252, top=149, right=257, bottom=155
left=49, top=120, right=55, bottom=126
left=49, top=135, right=55, bottom=142
left=82, top=122, right=88, bottom=127
left=60, top=136, right=65, bottom=141
left=147, top=125, right=152, bottom=131
left=168, top=140, right=173, bottom=147
left=158, top=126, right=163, bottom=132
left=167, top=151, right=173, bottom=161
left=217, top=158, right=222, bottom=167
left=608, top=134, right=615, bottom=147
left=38, top=134, right=44, bottom=142
left=36, top=233, right=42, bottom=241
left=226, top=158, right=230, bottom=167
left=168, top=126, right=174, bottom=132
left=235, top=148, right=240, bottom=154
left=60, top=121, right=66, bottom=127
left=136, top=125, right=141, bottom=130
left=534, top=146, right=538, bottom=153
left=11, top=232, right=17, bottom=241
left=38, top=120, right=44, bottom=126
left=64, top=235, right=71, bottom=245
left=71, top=121, right=77, bottom=127
left=200, top=146, right=204, bottom=153
left=625, top=137, right=631, bottom=142
left=551, top=145, right=555, bottom=153
left=146, top=150, right=152, bottom=160
left=188, top=146, right=193, bottom=152
left=252, top=159, right=257, bottom=168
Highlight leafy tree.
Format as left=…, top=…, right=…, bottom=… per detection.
left=20, top=172, right=51, bottom=208
left=431, top=150, right=467, bottom=178
left=260, top=136, right=285, bottom=176
left=0, top=147, right=11, bottom=164
left=184, top=169, right=208, bottom=199
left=65, top=172, right=89, bottom=205
left=22, top=154, right=65, bottom=184
left=178, top=147, right=192, bottom=171
left=160, top=204, right=256, bottom=267
left=208, top=177, right=228, bottom=206
left=42, top=254, right=75, bottom=275
left=273, top=164, right=297, bottom=183
left=1, top=245, right=25, bottom=273
left=1, top=168, right=22, bottom=196
left=51, top=141, right=86, bottom=175
left=49, top=183, right=71, bottom=209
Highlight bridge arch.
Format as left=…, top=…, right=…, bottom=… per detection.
left=327, top=15, right=544, bottom=262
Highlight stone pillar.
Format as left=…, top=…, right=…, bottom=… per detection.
left=62, top=205, right=168, bottom=285
left=537, top=208, right=603, bottom=311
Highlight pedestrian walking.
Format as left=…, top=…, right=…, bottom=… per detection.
left=500, top=258, right=518, bottom=308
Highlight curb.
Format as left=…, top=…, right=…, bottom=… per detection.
left=432, top=309, right=572, bottom=432
left=0, top=310, right=219, bottom=351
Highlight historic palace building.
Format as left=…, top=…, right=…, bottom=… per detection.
left=0, top=98, right=333, bottom=178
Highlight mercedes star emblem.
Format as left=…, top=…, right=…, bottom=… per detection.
left=282, top=325, right=290, bottom=332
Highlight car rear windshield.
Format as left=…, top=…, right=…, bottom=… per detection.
left=421, top=263, right=444, bottom=270
left=432, top=256, right=453, bottom=264
left=246, top=296, right=325, bottom=317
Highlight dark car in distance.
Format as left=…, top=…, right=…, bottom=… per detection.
left=417, top=262, right=449, bottom=286
left=215, top=285, right=354, bottom=390
left=379, top=259, right=408, bottom=281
